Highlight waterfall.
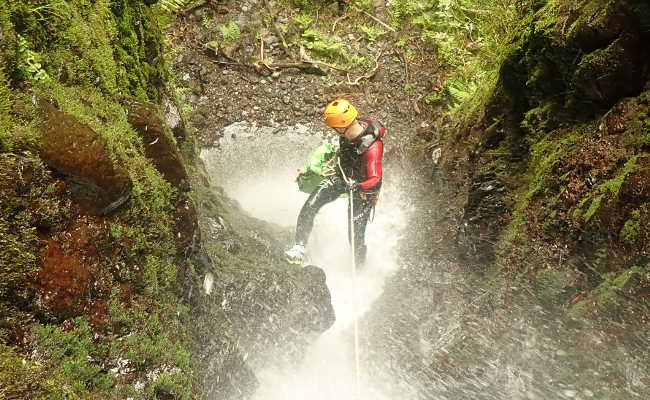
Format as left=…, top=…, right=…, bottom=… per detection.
left=201, top=122, right=414, bottom=400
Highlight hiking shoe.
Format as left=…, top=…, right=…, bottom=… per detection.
left=285, top=244, right=305, bottom=265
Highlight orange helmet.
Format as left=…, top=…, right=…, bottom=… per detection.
left=324, top=99, right=358, bottom=128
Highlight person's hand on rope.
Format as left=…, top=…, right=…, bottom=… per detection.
left=295, top=169, right=305, bottom=182
left=346, top=179, right=359, bottom=192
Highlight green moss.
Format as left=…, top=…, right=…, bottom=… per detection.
left=0, top=68, right=12, bottom=152
left=107, top=297, right=194, bottom=399
left=525, top=132, right=580, bottom=202
left=598, top=156, right=638, bottom=196
left=46, top=0, right=120, bottom=95
left=46, top=86, right=178, bottom=279
left=35, top=318, right=116, bottom=398
left=643, top=134, right=650, bottom=148
left=0, top=153, right=69, bottom=322
left=572, top=266, right=645, bottom=321
left=0, top=343, right=62, bottom=398
left=583, top=194, right=604, bottom=222
left=575, top=156, right=639, bottom=222
left=534, top=267, right=577, bottom=306
left=620, top=209, right=641, bottom=245
left=0, top=0, right=202, bottom=397
left=111, top=0, right=169, bottom=102
left=642, top=120, right=650, bottom=146
left=593, top=267, right=644, bottom=313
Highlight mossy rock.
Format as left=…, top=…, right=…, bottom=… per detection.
left=0, top=152, right=71, bottom=327
left=39, top=102, right=133, bottom=216
left=569, top=266, right=648, bottom=321
left=534, top=267, right=580, bottom=306
left=571, top=33, right=646, bottom=110
left=125, top=101, right=189, bottom=190
left=566, top=0, right=636, bottom=51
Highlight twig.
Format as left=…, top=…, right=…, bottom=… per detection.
left=413, top=93, right=424, bottom=115
left=362, top=11, right=396, bottom=32
left=331, top=12, right=353, bottom=33
left=261, top=0, right=295, bottom=60
left=211, top=60, right=250, bottom=68
left=298, top=45, right=351, bottom=72
left=182, top=0, right=211, bottom=15
left=305, top=60, right=350, bottom=72
left=345, top=48, right=384, bottom=85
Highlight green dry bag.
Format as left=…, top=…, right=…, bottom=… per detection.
left=297, top=143, right=337, bottom=194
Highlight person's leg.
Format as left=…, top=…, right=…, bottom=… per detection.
left=295, top=176, right=345, bottom=246
left=347, top=194, right=374, bottom=267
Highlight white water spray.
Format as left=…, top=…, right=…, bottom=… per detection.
left=201, top=122, right=413, bottom=400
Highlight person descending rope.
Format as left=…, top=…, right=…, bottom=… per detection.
left=285, top=99, right=386, bottom=266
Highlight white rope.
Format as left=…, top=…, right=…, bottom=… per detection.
left=338, top=158, right=362, bottom=399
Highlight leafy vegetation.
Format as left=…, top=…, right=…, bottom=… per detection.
left=218, top=19, right=241, bottom=44
left=158, top=0, right=193, bottom=12
left=389, top=0, right=528, bottom=109
left=0, top=0, right=198, bottom=398
left=0, top=69, right=12, bottom=153
left=301, top=28, right=348, bottom=60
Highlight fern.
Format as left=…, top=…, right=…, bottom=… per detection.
left=218, top=20, right=241, bottom=44
left=301, top=29, right=347, bottom=60
left=158, top=0, right=191, bottom=12
left=359, top=24, right=386, bottom=42
left=17, top=35, right=51, bottom=84
left=293, top=13, right=314, bottom=31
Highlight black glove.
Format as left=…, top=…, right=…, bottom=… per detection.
left=295, top=169, right=305, bottom=182
left=346, top=179, right=359, bottom=192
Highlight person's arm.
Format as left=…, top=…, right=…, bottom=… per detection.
left=359, top=140, right=383, bottom=190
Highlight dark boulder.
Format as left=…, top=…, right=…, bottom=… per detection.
left=39, top=103, right=132, bottom=216
left=126, top=101, right=189, bottom=190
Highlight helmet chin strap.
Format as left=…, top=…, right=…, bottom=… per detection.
left=342, top=120, right=362, bottom=141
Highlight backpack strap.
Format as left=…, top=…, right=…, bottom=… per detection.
left=356, top=119, right=385, bottom=154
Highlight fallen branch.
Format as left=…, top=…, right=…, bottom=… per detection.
left=211, top=60, right=251, bottom=68
left=362, top=11, right=396, bottom=33
left=204, top=40, right=349, bottom=76
left=211, top=59, right=334, bottom=76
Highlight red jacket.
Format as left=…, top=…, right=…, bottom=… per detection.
left=338, top=119, right=385, bottom=191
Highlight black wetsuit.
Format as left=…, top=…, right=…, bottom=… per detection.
left=294, top=119, right=385, bottom=266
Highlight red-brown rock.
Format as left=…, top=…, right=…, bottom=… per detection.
left=39, top=103, right=132, bottom=216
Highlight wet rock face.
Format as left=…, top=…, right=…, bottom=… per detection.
left=457, top=174, right=509, bottom=269
left=30, top=215, right=111, bottom=321
left=190, top=263, right=334, bottom=399
left=200, top=337, right=258, bottom=400
left=219, top=265, right=335, bottom=365
left=125, top=101, right=189, bottom=190
left=39, top=104, right=132, bottom=216
left=572, top=33, right=646, bottom=108
left=438, top=0, right=650, bottom=272
left=174, top=197, right=199, bottom=257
